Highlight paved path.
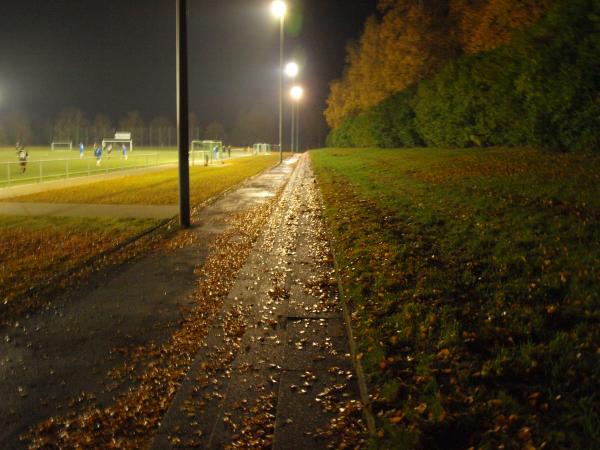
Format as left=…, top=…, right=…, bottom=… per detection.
left=0, top=202, right=179, bottom=219
left=0, top=155, right=365, bottom=449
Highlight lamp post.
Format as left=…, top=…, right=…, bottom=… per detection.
left=271, top=1, right=286, bottom=163
left=290, top=85, right=303, bottom=153
left=285, top=61, right=299, bottom=152
left=176, top=0, right=190, bottom=228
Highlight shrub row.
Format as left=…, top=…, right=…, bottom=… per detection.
left=327, top=0, right=600, bottom=152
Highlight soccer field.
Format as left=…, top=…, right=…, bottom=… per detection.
left=0, top=147, right=179, bottom=187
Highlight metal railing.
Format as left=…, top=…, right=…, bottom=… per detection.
left=0, top=153, right=168, bottom=188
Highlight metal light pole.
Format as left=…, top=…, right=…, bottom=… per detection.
left=176, top=0, right=190, bottom=228
left=285, top=62, right=299, bottom=152
left=271, top=1, right=287, bottom=163
left=290, top=85, right=303, bottom=154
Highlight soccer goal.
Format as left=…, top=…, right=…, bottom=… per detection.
left=253, top=143, right=271, bottom=154
left=51, top=141, right=73, bottom=152
left=190, top=140, right=223, bottom=165
left=102, top=132, right=133, bottom=152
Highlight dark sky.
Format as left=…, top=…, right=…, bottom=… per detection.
left=0, top=0, right=376, bottom=145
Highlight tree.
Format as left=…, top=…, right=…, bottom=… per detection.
left=149, top=116, right=174, bottom=146
left=204, top=121, right=227, bottom=142
left=53, top=107, right=88, bottom=143
left=325, top=0, right=461, bottom=129
left=91, top=114, right=113, bottom=143
left=189, top=112, right=201, bottom=140
left=453, top=0, right=550, bottom=54
left=231, top=105, right=274, bottom=146
left=119, top=111, right=145, bottom=144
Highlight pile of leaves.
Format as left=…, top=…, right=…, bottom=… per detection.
left=311, top=147, right=600, bottom=449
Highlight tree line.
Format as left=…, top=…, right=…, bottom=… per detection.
left=326, top=0, right=599, bottom=152
left=0, top=105, right=280, bottom=147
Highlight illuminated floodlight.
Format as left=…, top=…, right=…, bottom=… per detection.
left=270, top=0, right=287, bottom=18
left=290, top=85, right=304, bottom=101
left=285, top=61, right=299, bottom=78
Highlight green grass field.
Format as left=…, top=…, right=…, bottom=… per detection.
left=311, top=147, right=600, bottom=449
left=0, top=146, right=179, bottom=187
left=7, top=153, right=281, bottom=205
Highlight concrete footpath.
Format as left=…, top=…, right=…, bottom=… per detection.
left=0, top=154, right=365, bottom=449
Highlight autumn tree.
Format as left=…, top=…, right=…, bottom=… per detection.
left=325, top=0, right=460, bottom=129
left=452, top=0, right=550, bottom=53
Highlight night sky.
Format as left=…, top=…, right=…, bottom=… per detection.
left=0, top=0, right=376, bottom=146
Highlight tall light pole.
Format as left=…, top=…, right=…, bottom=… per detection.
left=290, top=85, right=303, bottom=153
left=176, top=0, right=190, bottom=228
left=271, top=1, right=286, bottom=163
left=285, top=61, right=299, bottom=152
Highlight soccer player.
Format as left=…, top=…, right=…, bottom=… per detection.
left=122, top=143, right=128, bottom=160
left=107, top=144, right=113, bottom=159
left=94, top=143, right=102, bottom=166
left=16, top=145, right=28, bottom=173
left=79, top=142, right=85, bottom=158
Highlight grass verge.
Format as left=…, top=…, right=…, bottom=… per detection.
left=311, top=147, right=600, bottom=449
left=6, top=154, right=280, bottom=204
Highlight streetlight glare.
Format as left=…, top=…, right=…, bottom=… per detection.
left=285, top=62, right=299, bottom=78
left=270, top=0, right=287, bottom=18
left=290, top=85, right=304, bottom=101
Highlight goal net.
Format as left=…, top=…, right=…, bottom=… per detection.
left=253, top=143, right=271, bottom=154
left=102, top=132, right=133, bottom=152
left=51, top=141, right=73, bottom=152
left=190, top=140, right=223, bottom=166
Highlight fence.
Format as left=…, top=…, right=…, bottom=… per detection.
left=0, top=153, right=166, bottom=188
left=47, top=127, right=204, bottom=148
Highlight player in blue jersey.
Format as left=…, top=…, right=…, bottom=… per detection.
left=79, top=142, right=85, bottom=159
left=94, top=142, right=102, bottom=166
left=121, top=143, right=128, bottom=160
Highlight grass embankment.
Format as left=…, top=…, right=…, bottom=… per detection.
left=311, top=147, right=600, bottom=449
left=8, top=154, right=280, bottom=204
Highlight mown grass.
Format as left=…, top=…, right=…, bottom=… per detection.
left=7, top=154, right=280, bottom=205
left=311, top=147, right=600, bottom=449
left=0, top=147, right=178, bottom=187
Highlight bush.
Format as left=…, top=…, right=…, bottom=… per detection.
left=371, top=86, right=423, bottom=148
left=327, top=0, right=600, bottom=152
left=515, top=0, right=600, bottom=151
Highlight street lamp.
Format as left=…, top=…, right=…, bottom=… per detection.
left=271, top=1, right=286, bottom=163
left=290, top=85, right=304, bottom=153
left=285, top=62, right=299, bottom=152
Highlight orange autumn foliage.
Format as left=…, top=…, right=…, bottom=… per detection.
left=325, top=0, right=551, bottom=129
left=454, top=0, right=550, bottom=53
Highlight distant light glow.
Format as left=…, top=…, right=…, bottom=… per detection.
left=270, top=0, right=287, bottom=18
left=290, top=85, right=304, bottom=101
left=285, top=62, right=299, bottom=78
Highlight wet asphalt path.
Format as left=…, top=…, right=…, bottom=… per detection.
left=0, top=158, right=297, bottom=448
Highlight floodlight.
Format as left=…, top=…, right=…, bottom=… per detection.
left=270, top=0, right=287, bottom=18
left=285, top=62, right=299, bottom=78
left=290, top=85, right=304, bottom=101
